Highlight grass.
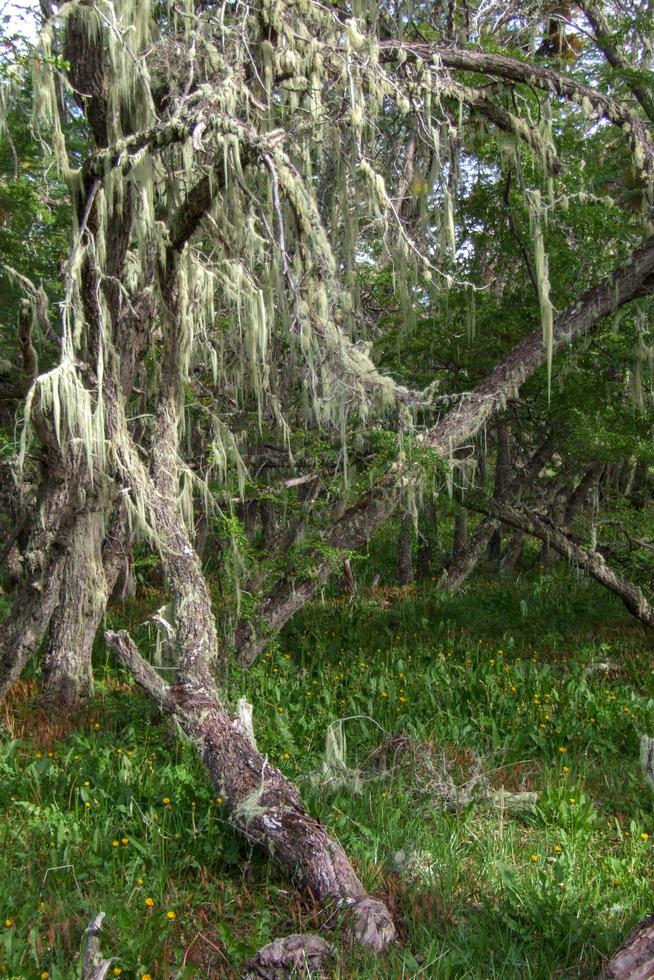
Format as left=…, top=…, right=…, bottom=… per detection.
left=2, top=569, right=654, bottom=977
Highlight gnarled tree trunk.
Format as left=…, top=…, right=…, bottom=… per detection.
left=106, top=629, right=395, bottom=951
left=397, top=512, right=414, bottom=585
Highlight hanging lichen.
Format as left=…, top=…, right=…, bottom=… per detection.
left=528, top=190, right=554, bottom=397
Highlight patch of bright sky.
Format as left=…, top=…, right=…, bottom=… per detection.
left=2, top=1, right=38, bottom=41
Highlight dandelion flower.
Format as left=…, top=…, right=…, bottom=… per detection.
left=121, top=838, right=129, bottom=846
left=162, top=797, right=170, bottom=805
left=642, top=832, right=650, bottom=841
left=111, top=840, right=119, bottom=848
left=530, top=854, right=539, bottom=863
left=558, top=747, right=567, bottom=754
left=145, top=897, right=155, bottom=908
left=4, top=919, right=13, bottom=928
left=41, top=972, right=49, bottom=979
left=113, top=969, right=122, bottom=977
left=215, top=796, right=223, bottom=806
left=166, top=910, right=176, bottom=920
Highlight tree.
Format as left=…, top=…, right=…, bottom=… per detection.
left=2, top=0, right=654, bottom=957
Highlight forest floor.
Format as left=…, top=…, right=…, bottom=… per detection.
left=2, top=570, right=654, bottom=978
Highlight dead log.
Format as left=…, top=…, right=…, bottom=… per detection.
left=599, top=914, right=654, bottom=979
left=81, top=912, right=114, bottom=980
left=241, top=934, right=333, bottom=978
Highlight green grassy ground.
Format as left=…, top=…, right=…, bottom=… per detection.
left=2, top=571, right=654, bottom=978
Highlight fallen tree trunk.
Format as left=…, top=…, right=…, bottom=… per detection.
left=599, top=914, right=654, bottom=979
left=242, top=934, right=333, bottom=978
left=105, top=630, right=395, bottom=952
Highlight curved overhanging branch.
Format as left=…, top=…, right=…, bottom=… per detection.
left=379, top=41, right=654, bottom=180
left=578, top=0, right=654, bottom=126
left=474, top=497, right=654, bottom=630
left=237, top=234, right=654, bottom=664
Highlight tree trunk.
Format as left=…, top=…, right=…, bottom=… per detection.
left=452, top=510, right=468, bottom=562
left=397, top=512, right=414, bottom=585
left=565, top=462, right=604, bottom=527
left=438, top=518, right=498, bottom=592
left=41, top=509, right=128, bottom=708
left=488, top=423, right=512, bottom=565
left=599, top=913, right=654, bottom=979
left=500, top=530, right=525, bottom=574
left=105, top=631, right=395, bottom=952
left=0, top=470, right=83, bottom=702
left=416, top=499, right=437, bottom=579
left=484, top=499, right=654, bottom=629
left=630, top=459, right=650, bottom=512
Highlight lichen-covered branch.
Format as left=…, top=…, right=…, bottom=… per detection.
left=237, top=235, right=654, bottom=663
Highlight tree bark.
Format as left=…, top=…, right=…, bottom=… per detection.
left=599, top=913, right=654, bottom=979
left=452, top=510, right=468, bottom=563
left=41, top=508, right=129, bottom=708
left=235, top=233, right=654, bottom=665
left=41, top=510, right=106, bottom=708
left=488, top=423, right=512, bottom=565
left=105, top=628, right=396, bottom=950
left=499, top=530, right=524, bottom=574
left=397, top=512, right=414, bottom=585
left=438, top=518, right=498, bottom=592
left=482, top=499, right=654, bottom=630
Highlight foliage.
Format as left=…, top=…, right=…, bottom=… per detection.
left=2, top=572, right=654, bottom=976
